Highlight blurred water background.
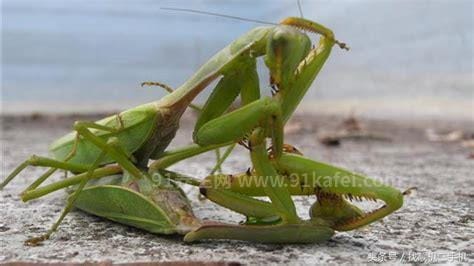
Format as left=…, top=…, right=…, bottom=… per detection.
left=1, top=0, right=473, bottom=118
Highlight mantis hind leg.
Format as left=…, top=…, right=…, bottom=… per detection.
left=247, top=128, right=298, bottom=223
left=21, top=165, right=122, bottom=202
left=200, top=176, right=280, bottom=224
left=0, top=155, right=91, bottom=194
left=72, top=121, right=147, bottom=180
left=148, top=142, right=234, bottom=173
left=172, top=166, right=334, bottom=243
left=24, top=146, right=109, bottom=246
left=24, top=119, right=149, bottom=245
left=1, top=133, right=84, bottom=191
left=24, top=130, right=147, bottom=245
left=193, top=128, right=298, bottom=224
left=209, top=143, right=236, bottom=175
left=1, top=119, right=123, bottom=191
left=184, top=221, right=334, bottom=244
left=154, top=168, right=279, bottom=223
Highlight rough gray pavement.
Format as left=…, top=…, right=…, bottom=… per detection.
left=1, top=113, right=473, bottom=264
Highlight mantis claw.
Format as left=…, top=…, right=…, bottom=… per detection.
left=24, top=235, right=49, bottom=247
left=237, top=139, right=251, bottom=150
left=335, top=40, right=350, bottom=51
left=268, top=144, right=303, bottom=159
left=140, top=81, right=173, bottom=92
left=402, top=187, right=418, bottom=196
left=270, top=85, right=279, bottom=96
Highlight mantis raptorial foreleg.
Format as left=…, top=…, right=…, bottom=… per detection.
left=144, top=56, right=261, bottom=174
left=193, top=168, right=363, bottom=227
left=190, top=55, right=260, bottom=170
left=192, top=24, right=339, bottom=162
left=277, top=153, right=403, bottom=231
left=184, top=152, right=403, bottom=241
left=194, top=97, right=284, bottom=158
left=193, top=56, right=260, bottom=131
left=2, top=29, right=262, bottom=193
left=183, top=23, right=354, bottom=240
left=150, top=168, right=279, bottom=221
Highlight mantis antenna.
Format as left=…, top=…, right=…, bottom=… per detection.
left=160, top=7, right=278, bottom=26
left=161, top=6, right=349, bottom=50
left=297, top=0, right=304, bottom=18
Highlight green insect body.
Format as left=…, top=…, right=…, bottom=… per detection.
left=50, top=104, right=160, bottom=167
left=2, top=25, right=272, bottom=193
left=80, top=172, right=337, bottom=244
left=74, top=173, right=200, bottom=235
left=0, top=24, right=274, bottom=244
left=177, top=147, right=403, bottom=243
left=0, top=15, right=405, bottom=244
left=186, top=152, right=402, bottom=236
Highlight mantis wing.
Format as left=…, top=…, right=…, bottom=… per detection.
left=74, top=184, right=198, bottom=235
left=49, top=104, right=159, bottom=165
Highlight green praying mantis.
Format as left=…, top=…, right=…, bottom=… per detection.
left=1, top=15, right=405, bottom=244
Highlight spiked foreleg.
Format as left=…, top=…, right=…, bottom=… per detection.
left=275, top=153, right=404, bottom=231
left=194, top=97, right=284, bottom=159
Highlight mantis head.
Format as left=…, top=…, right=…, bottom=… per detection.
left=264, top=25, right=311, bottom=91
left=263, top=17, right=349, bottom=122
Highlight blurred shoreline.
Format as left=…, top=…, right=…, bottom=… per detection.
left=2, top=98, right=472, bottom=121
left=3, top=0, right=472, bottom=117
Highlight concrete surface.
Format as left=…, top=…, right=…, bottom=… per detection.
left=1, top=113, right=473, bottom=264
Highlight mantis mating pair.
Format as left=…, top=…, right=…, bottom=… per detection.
left=1, top=16, right=404, bottom=244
